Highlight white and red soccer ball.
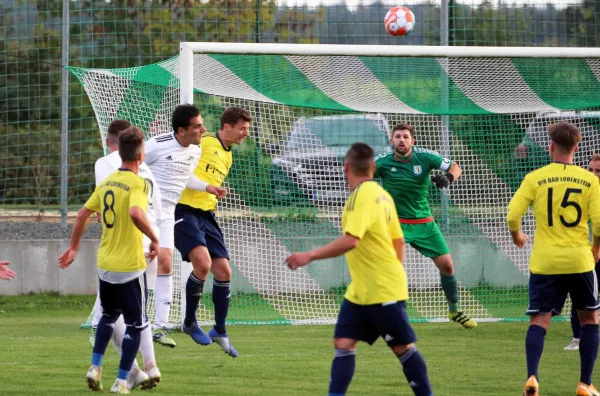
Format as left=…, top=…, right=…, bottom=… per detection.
left=384, top=6, right=415, bottom=37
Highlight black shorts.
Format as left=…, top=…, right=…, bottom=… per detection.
left=174, top=204, right=229, bottom=261
left=527, top=270, right=600, bottom=316
left=99, top=273, right=148, bottom=329
left=334, top=299, right=417, bottom=347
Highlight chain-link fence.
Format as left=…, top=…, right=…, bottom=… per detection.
left=2, top=0, right=600, bottom=216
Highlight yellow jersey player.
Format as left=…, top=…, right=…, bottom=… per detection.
left=507, top=122, right=600, bottom=396
left=565, top=153, right=600, bottom=352
left=175, top=106, right=251, bottom=356
left=58, top=127, right=159, bottom=394
left=286, top=143, right=432, bottom=396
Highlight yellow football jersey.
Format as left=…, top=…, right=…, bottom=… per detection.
left=507, top=162, right=600, bottom=274
left=342, top=180, right=408, bottom=305
left=85, top=169, right=150, bottom=272
left=179, top=133, right=232, bottom=211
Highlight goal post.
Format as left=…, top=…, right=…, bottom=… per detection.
left=75, top=43, right=600, bottom=328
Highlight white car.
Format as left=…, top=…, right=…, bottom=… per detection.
left=269, top=114, right=392, bottom=206
left=514, top=111, right=600, bottom=170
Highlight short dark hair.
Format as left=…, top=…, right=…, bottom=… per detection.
left=220, top=106, right=252, bottom=129
left=119, top=126, right=144, bottom=162
left=392, top=123, right=415, bottom=138
left=345, top=142, right=374, bottom=176
left=548, top=122, right=581, bottom=153
left=106, top=119, right=132, bottom=145
left=172, top=104, right=201, bottom=134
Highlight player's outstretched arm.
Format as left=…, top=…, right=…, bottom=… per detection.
left=186, top=174, right=227, bottom=199
left=392, top=238, right=405, bottom=264
left=286, top=234, right=359, bottom=270
left=58, top=206, right=95, bottom=268
left=130, top=206, right=160, bottom=260
left=206, top=185, right=227, bottom=199
left=588, top=179, right=600, bottom=260
left=0, top=261, right=16, bottom=281
left=448, top=162, right=462, bottom=181
left=432, top=162, right=462, bottom=188
left=506, top=175, right=533, bottom=248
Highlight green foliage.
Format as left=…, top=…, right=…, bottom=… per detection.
left=3, top=0, right=600, bottom=208
left=565, top=0, right=600, bottom=47
left=451, top=1, right=536, bottom=46
left=0, top=0, right=320, bottom=207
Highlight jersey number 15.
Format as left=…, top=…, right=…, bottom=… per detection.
left=547, top=187, right=582, bottom=227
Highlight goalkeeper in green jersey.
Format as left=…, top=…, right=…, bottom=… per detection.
left=374, top=123, right=477, bottom=328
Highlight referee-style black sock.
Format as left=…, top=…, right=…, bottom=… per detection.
left=91, top=315, right=117, bottom=366
left=525, top=324, right=546, bottom=380
left=328, top=349, right=356, bottom=395
left=398, top=346, right=432, bottom=396
left=212, top=279, right=231, bottom=334
left=184, top=272, right=205, bottom=327
left=118, top=326, right=141, bottom=380
left=570, top=305, right=581, bottom=339
left=579, top=324, right=599, bottom=385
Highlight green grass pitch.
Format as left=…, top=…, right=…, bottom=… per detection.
left=0, top=294, right=588, bottom=395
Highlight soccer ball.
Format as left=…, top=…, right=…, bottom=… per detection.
left=384, top=6, right=415, bottom=37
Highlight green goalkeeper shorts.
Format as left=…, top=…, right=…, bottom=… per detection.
left=400, top=221, right=450, bottom=258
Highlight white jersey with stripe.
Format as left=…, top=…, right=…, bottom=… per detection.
left=94, top=150, right=162, bottom=251
left=143, top=132, right=202, bottom=213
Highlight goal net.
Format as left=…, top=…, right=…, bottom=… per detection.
left=73, top=43, right=600, bottom=327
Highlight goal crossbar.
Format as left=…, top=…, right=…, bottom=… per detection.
left=181, top=42, right=600, bottom=59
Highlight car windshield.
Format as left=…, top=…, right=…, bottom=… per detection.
left=287, top=118, right=389, bottom=153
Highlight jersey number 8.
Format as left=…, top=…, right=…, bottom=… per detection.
left=103, top=190, right=116, bottom=228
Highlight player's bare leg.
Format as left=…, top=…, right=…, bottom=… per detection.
left=432, top=253, right=477, bottom=328
left=182, top=245, right=212, bottom=345
left=209, top=258, right=237, bottom=357
left=153, top=248, right=176, bottom=348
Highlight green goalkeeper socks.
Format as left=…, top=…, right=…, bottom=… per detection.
left=440, top=273, right=459, bottom=313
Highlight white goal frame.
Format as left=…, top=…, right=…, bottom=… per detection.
left=179, top=42, right=600, bottom=106
left=172, top=42, right=600, bottom=325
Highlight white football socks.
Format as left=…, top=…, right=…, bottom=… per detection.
left=91, top=292, right=103, bottom=327
left=140, top=326, right=157, bottom=369
left=154, top=275, right=173, bottom=327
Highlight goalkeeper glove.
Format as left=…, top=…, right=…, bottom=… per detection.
left=432, top=173, right=454, bottom=188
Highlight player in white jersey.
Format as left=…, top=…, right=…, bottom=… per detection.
left=144, top=104, right=225, bottom=347
left=90, top=119, right=162, bottom=390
